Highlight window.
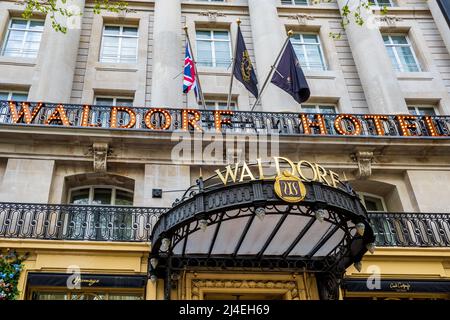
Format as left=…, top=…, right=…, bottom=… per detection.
left=359, top=193, right=387, bottom=212
left=281, top=0, right=309, bottom=5
left=0, top=91, right=28, bottom=101
left=69, top=186, right=134, bottom=206
left=205, top=100, right=237, bottom=111
left=291, top=34, right=327, bottom=71
left=95, top=96, right=134, bottom=107
left=408, top=105, right=437, bottom=116
left=301, top=104, right=336, bottom=113
left=68, top=186, right=134, bottom=241
left=196, top=30, right=232, bottom=68
left=1, top=19, right=44, bottom=58
left=100, top=25, right=138, bottom=63
left=94, top=96, right=134, bottom=127
left=383, top=35, right=421, bottom=72
left=369, top=0, right=393, bottom=7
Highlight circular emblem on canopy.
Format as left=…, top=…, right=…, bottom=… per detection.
left=274, top=171, right=306, bottom=203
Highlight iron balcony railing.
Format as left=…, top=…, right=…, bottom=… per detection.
left=0, top=203, right=449, bottom=247
left=0, top=202, right=165, bottom=242
left=1, top=100, right=450, bottom=137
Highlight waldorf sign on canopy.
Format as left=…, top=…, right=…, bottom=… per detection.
left=1, top=101, right=450, bottom=137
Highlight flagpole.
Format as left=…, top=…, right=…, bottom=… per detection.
left=226, top=19, right=241, bottom=111
left=183, top=26, right=207, bottom=110
left=250, top=30, right=294, bottom=112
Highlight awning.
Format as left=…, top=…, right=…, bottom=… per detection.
left=343, top=278, right=450, bottom=294
left=150, top=165, right=375, bottom=300
left=27, top=273, right=147, bottom=289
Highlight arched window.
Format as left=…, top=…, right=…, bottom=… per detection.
left=63, top=174, right=136, bottom=241
left=69, top=186, right=134, bottom=206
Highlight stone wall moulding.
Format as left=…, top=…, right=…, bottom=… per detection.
left=198, top=11, right=226, bottom=22
left=288, top=14, right=315, bottom=25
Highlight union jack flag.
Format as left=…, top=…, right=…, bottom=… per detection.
left=183, top=41, right=198, bottom=98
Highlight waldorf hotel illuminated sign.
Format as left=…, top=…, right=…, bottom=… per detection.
left=1, top=101, right=450, bottom=137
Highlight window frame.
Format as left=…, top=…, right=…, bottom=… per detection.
left=281, top=0, right=310, bottom=5
left=0, top=90, right=29, bottom=101
left=1, top=18, right=45, bottom=58
left=358, top=192, right=387, bottom=212
left=204, top=99, right=238, bottom=111
left=290, top=32, right=328, bottom=71
left=407, top=105, right=438, bottom=116
left=99, top=24, right=139, bottom=64
left=300, top=104, right=336, bottom=113
left=383, top=34, right=421, bottom=72
left=369, top=0, right=394, bottom=7
left=94, top=96, right=134, bottom=106
left=68, top=185, right=134, bottom=206
left=196, top=29, right=232, bottom=68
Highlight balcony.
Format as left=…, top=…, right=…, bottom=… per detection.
left=0, top=203, right=449, bottom=247
left=1, top=100, right=450, bottom=138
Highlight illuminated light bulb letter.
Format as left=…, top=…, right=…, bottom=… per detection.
left=45, top=104, right=71, bottom=126
left=300, top=114, right=327, bottom=135
left=81, top=105, right=100, bottom=127
left=214, top=110, right=234, bottom=132
left=9, top=101, right=43, bottom=124
left=334, top=115, right=362, bottom=136
left=182, top=109, right=203, bottom=132
left=395, top=115, right=418, bottom=137
left=364, top=115, right=389, bottom=136
left=110, top=107, right=137, bottom=129
left=422, top=116, right=442, bottom=137
left=144, top=108, right=172, bottom=130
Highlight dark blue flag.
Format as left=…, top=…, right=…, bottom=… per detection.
left=271, top=40, right=310, bottom=104
left=233, top=26, right=259, bottom=98
left=438, top=0, right=450, bottom=27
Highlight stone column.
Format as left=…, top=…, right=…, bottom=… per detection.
left=0, top=159, right=55, bottom=203
left=336, top=0, right=408, bottom=114
left=150, top=0, right=183, bottom=108
left=248, top=0, right=290, bottom=111
left=28, top=0, right=85, bottom=103
left=429, top=0, right=450, bottom=55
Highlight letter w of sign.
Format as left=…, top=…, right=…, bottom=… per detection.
left=215, top=164, right=240, bottom=186
left=9, top=102, right=42, bottom=124
left=281, top=180, right=300, bottom=197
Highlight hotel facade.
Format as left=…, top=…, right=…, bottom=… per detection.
left=0, top=0, right=450, bottom=300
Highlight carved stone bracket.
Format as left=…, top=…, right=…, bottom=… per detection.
left=89, top=143, right=111, bottom=173
left=198, top=10, right=226, bottom=22
left=351, top=151, right=374, bottom=180
left=288, top=14, right=315, bottom=25
left=378, top=15, right=403, bottom=26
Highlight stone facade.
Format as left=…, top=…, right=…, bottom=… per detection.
left=0, top=0, right=449, bottom=300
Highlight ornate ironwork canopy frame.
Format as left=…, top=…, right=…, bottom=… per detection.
left=150, top=177, right=375, bottom=300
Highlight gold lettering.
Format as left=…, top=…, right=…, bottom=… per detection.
left=329, top=170, right=340, bottom=188
left=296, top=160, right=318, bottom=182
left=215, top=164, right=240, bottom=186
left=315, top=164, right=331, bottom=186
left=396, top=115, right=418, bottom=136
left=239, top=162, right=256, bottom=182
left=274, top=157, right=297, bottom=177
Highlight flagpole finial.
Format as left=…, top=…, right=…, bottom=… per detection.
left=287, top=30, right=294, bottom=37
left=183, top=26, right=188, bottom=32
left=236, top=18, right=241, bottom=25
